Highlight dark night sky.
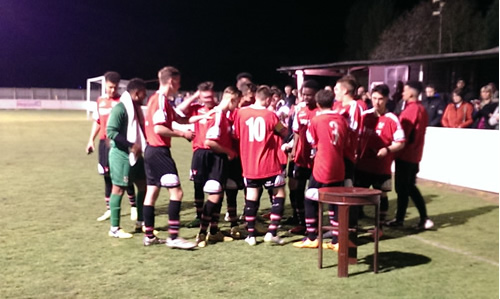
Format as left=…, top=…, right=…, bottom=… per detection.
left=0, top=0, right=493, bottom=91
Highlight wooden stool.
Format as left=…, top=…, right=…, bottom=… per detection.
left=316, top=187, right=381, bottom=277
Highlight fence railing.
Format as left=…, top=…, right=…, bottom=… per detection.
left=0, top=87, right=97, bottom=101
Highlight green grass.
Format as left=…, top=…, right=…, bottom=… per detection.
left=0, top=110, right=498, bottom=298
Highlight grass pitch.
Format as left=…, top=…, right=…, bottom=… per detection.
left=0, top=110, right=498, bottom=298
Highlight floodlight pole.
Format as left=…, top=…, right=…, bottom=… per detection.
left=432, top=0, right=445, bottom=54
left=438, top=8, right=443, bottom=54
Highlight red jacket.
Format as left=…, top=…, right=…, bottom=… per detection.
left=441, top=102, right=473, bottom=128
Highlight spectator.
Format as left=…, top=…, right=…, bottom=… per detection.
left=174, top=92, right=187, bottom=107
left=455, top=78, right=475, bottom=102
left=356, top=85, right=372, bottom=110
left=488, top=82, right=499, bottom=100
left=284, top=85, right=296, bottom=108
left=488, top=106, right=499, bottom=129
left=390, top=81, right=404, bottom=115
left=472, top=85, right=499, bottom=129
left=422, top=84, right=446, bottom=127
left=441, top=89, right=474, bottom=128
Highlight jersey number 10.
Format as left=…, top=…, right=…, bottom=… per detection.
left=245, top=117, right=265, bottom=142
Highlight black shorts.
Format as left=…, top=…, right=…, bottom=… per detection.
left=344, top=158, right=355, bottom=182
left=245, top=173, right=286, bottom=189
left=98, top=139, right=110, bottom=175
left=355, top=169, right=392, bottom=192
left=144, top=146, right=180, bottom=188
left=191, top=149, right=227, bottom=186
left=308, top=176, right=344, bottom=189
left=287, top=160, right=295, bottom=178
left=225, top=157, right=244, bottom=190
left=129, top=156, right=146, bottom=183
left=305, top=176, right=343, bottom=201
left=292, top=164, right=312, bottom=180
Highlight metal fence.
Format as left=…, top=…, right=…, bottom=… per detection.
left=0, top=87, right=97, bottom=101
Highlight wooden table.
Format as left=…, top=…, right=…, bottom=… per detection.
left=317, top=187, right=381, bottom=277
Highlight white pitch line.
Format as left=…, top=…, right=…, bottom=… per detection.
left=409, top=235, right=499, bottom=267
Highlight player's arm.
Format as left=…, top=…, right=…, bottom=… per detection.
left=377, top=118, right=406, bottom=158
left=107, top=105, right=133, bottom=152
left=376, top=141, right=405, bottom=158
left=290, top=133, right=299, bottom=160
left=289, top=109, right=301, bottom=159
left=273, top=122, right=288, bottom=139
left=175, top=90, right=200, bottom=115
left=205, top=140, right=237, bottom=160
left=173, top=109, right=190, bottom=124
left=399, top=114, right=415, bottom=143
left=154, top=124, right=194, bottom=141
left=306, top=125, right=317, bottom=159
left=86, top=102, right=101, bottom=154
left=86, top=121, right=100, bottom=154
left=188, top=110, right=215, bottom=124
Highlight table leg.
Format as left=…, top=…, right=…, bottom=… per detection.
left=337, top=205, right=349, bottom=278
left=318, top=202, right=323, bottom=269
left=374, top=202, right=379, bottom=274
left=349, top=207, right=358, bottom=265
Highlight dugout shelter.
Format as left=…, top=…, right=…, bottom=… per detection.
left=277, top=47, right=499, bottom=97
left=277, top=48, right=499, bottom=193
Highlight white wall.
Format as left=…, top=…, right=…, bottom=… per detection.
left=0, top=99, right=89, bottom=110
left=419, top=127, right=499, bottom=193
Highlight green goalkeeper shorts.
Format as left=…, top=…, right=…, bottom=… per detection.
left=109, top=147, right=145, bottom=187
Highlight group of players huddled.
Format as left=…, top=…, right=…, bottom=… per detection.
left=86, top=67, right=433, bottom=250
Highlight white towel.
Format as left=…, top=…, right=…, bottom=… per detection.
left=120, top=91, right=146, bottom=166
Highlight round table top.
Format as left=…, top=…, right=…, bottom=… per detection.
left=319, top=187, right=382, bottom=197
left=317, top=187, right=381, bottom=205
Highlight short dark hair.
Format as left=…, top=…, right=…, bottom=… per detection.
left=236, top=72, right=253, bottom=82
left=405, top=81, right=423, bottom=95
left=255, top=85, right=272, bottom=100
left=127, top=78, right=146, bottom=93
left=426, top=83, right=435, bottom=90
left=240, top=82, right=257, bottom=94
left=197, top=81, right=214, bottom=91
left=104, top=71, right=120, bottom=84
left=158, top=66, right=180, bottom=85
left=337, top=75, right=358, bottom=96
left=301, top=79, right=319, bottom=91
left=271, top=87, right=282, bottom=98
left=452, top=88, right=465, bottom=99
left=315, top=90, right=334, bottom=108
left=371, top=84, right=390, bottom=98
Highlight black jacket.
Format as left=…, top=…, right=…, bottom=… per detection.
left=473, top=101, right=499, bottom=129
left=422, top=94, right=446, bottom=127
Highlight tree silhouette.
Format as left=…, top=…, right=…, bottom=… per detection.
left=342, top=0, right=399, bottom=60
left=369, top=0, right=494, bottom=59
